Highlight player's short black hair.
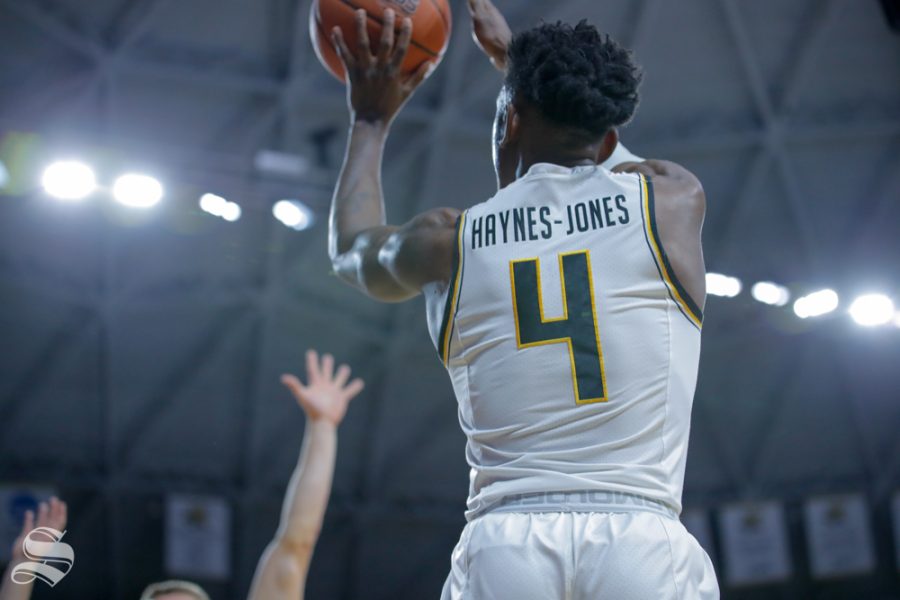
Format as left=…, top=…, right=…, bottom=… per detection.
left=506, top=21, right=642, bottom=138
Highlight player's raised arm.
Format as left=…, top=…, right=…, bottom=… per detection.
left=328, top=8, right=459, bottom=303
left=468, top=0, right=512, bottom=72
left=247, top=351, right=364, bottom=600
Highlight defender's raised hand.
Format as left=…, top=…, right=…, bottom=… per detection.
left=468, top=0, right=512, bottom=72
left=10, top=497, right=68, bottom=563
left=281, top=350, right=364, bottom=427
left=332, top=8, right=432, bottom=125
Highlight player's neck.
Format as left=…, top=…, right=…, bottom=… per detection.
left=516, top=124, right=604, bottom=175
left=516, top=146, right=599, bottom=176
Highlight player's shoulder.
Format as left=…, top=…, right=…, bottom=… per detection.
left=615, top=159, right=705, bottom=212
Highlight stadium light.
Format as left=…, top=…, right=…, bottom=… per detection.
left=221, top=201, right=241, bottom=222
left=793, top=289, right=839, bottom=319
left=751, top=281, right=790, bottom=306
left=113, top=173, right=163, bottom=208
left=848, top=294, right=894, bottom=327
left=273, top=200, right=313, bottom=231
left=41, top=160, right=97, bottom=200
left=894, top=312, right=900, bottom=329
left=199, top=193, right=241, bottom=222
left=706, top=273, right=742, bottom=298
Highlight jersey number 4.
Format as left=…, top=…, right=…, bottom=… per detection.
left=510, top=250, right=607, bottom=404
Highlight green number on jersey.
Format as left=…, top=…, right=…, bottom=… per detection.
left=510, top=250, right=607, bottom=404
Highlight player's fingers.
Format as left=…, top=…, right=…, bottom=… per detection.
left=390, top=17, right=413, bottom=72
left=378, top=8, right=395, bottom=64
left=334, top=364, right=351, bottom=388
left=355, top=9, right=373, bottom=65
left=331, top=27, right=356, bottom=72
left=404, top=60, right=433, bottom=93
left=37, top=501, right=48, bottom=526
left=321, top=353, right=335, bottom=380
left=305, top=349, right=320, bottom=383
left=57, top=499, right=67, bottom=529
left=343, top=377, right=365, bottom=401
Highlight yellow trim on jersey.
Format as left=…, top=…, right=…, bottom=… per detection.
left=440, top=212, right=467, bottom=366
left=509, top=250, right=608, bottom=404
left=639, top=174, right=703, bottom=329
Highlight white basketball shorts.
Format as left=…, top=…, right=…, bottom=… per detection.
left=440, top=510, right=719, bottom=599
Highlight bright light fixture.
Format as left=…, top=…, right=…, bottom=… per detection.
left=112, top=173, right=163, bottom=208
left=706, top=272, right=742, bottom=298
left=199, top=193, right=241, bottom=222
left=273, top=200, right=313, bottom=231
left=41, top=160, right=97, bottom=200
left=793, top=289, right=839, bottom=319
left=751, top=281, right=790, bottom=306
left=894, top=312, right=900, bottom=329
left=848, top=294, right=894, bottom=327
left=221, top=202, right=241, bottom=222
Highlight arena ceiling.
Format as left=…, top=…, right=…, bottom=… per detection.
left=1, top=0, right=899, bottom=597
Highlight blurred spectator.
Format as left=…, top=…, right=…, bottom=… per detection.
left=0, top=497, right=68, bottom=600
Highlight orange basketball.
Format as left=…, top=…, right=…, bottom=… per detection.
left=311, top=0, right=451, bottom=82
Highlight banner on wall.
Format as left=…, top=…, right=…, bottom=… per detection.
left=804, top=493, right=874, bottom=579
left=718, top=501, right=792, bottom=586
left=0, top=485, right=55, bottom=563
left=681, top=508, right=716, bottom=560
left=893, top=492, right=900, bottom=571
left=165, top=494, right=231, bottom=580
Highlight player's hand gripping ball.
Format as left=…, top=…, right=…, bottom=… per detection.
left=311, top=0, right=451, bottom=82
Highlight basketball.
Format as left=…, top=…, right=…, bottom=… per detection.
left=310, top=0, right=452, bottom=82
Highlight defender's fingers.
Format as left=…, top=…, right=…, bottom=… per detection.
left=378, top=8, right=396, bottom=64
left=334, top=364, right=351, bottom=388
left=343, top=377, right=365, bottom=401
left=281, top=374, right=309, bottom=400
left=305, top=349, right=320, bottom=383
left=331, top=27, right=356, bottom=71
left=355, top=9, right=373, bottom=63
left=321, top=353, right=335, bottom=380
left=390, top=17, right=413, bottom=71
left=57, top=500, right=67, bottom=528
left=21, top=510, right=34, bottom=534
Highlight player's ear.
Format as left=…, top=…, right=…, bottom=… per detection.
left=493, top=86, right=519, bottom=149
left=504, top=101, right=520, bottom=146
left=595, top=128, right=619, bottom=165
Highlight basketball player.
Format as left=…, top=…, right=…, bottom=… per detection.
left=246, top=350, right=364, bottom=600
left=329, top=6, right=718, bottom=598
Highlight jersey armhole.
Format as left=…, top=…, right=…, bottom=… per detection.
left=638, top=174, right=704, bottom=330
left=437, top=211, right=467, bottom=365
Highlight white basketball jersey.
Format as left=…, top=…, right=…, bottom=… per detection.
left=425, top=163, right=704, bottom=521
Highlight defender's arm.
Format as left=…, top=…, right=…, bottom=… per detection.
left=247, top=351, right=364, bottom=600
